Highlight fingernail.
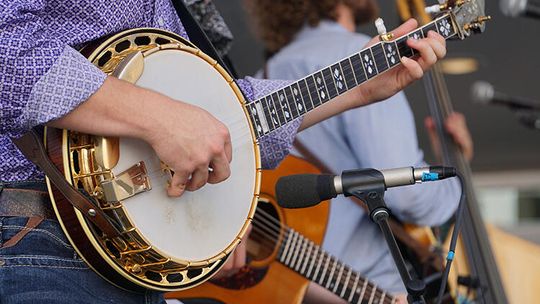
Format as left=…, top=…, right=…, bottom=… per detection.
left=401, top=56, right=409, bottom=63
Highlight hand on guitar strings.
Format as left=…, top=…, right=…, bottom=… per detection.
left=425, top=112, right=474, bottom=162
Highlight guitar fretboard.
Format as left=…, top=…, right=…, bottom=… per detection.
left=247, top=14, right=456, bottom=139
left=278, top=228, right=396, bottom=304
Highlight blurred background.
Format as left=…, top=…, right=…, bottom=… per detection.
left=215, top=0, right=540, bottom=243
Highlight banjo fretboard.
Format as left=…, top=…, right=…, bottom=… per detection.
left=247, top=14, right=456, bottom=139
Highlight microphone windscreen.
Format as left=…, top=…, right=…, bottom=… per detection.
left=276, top=174, right=336, bottom=209
left=471, top=81, right=494, bottom=105
left=500, top=0, right=527, bottom=17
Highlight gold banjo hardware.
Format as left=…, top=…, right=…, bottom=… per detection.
left=46, top=28, right=260, bottom=291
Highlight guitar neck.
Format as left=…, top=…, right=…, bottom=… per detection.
left=278, top=228, right=396, bottom=304
left=247, top=14, right=457, bottom=139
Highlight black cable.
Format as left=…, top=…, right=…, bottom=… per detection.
left=436, top=173, right=466, bottom=304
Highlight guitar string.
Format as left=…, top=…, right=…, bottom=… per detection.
left=250, top=207, right=395, bottom=303
left=250, top=215, right=394, bottom=304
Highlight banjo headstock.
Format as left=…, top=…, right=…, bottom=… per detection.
left=441, top=0, right=491, bottom=39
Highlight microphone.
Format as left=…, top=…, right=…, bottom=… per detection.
left=276, top=166, right=456, bottom=209
left=500, top=0, right=540, bottom=19
left=471, top=81, right=540, bottom=111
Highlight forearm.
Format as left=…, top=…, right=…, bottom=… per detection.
left=299, top=90, right=365, bottom=131
left=49, top=76, right=174, bottom=143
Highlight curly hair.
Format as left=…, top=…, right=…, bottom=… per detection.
left=244, top=0, right=378, bottom=54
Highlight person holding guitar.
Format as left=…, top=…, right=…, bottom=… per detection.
left=246, top=0, right=473, bottom=302
left=0, top=0, right=446, bottom=302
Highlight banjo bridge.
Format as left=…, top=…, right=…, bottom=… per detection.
left=101, top=161, right=151, bottom=202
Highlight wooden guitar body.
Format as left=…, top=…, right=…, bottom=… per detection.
left=166, top=156, right=329, bottom=303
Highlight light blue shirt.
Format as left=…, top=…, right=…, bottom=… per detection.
left=264, top=21, right=461, bottom=293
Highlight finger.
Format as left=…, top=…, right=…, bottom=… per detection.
left=208, top=152, right=231, bottom=184
left=407, top=38, right=437, bottom=69
left=186, top=166, right=209, bottom=191
left=224, top=136, right=232, bottom=163
left=167, top=170, right=190, bottom=197
left=233, top=239, right=247, bottom=270
left=426, top=31, right=447, bottom=59
left=400, top=56, right=423, bottom=80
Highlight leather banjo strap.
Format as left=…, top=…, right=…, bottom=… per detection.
left=12, top=129, right=121, bottom=238
left=293, top=139, right=443, bottom=270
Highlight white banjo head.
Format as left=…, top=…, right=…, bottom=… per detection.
left=112, top=48, right=258, bottom=262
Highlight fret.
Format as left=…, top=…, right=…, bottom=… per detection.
left=340, top=58, right=357, bottom=90
left=357, top=279, right=369, bottom=304
left=261, top=97, right=275, bottom=131
left=396, top=36, right=413, bottom=59
left=436, top=16, right=454, bottom=39
left=367, top=284, right=377, bottom=304
left=349, top=274, right=360, bottom=303
left=306, top=75, right=322, bottom=108
left=371, top=43, right=389, bottom=74
left=291, top=82, right=307, bottom=116
left=378, top=291, right=386, bottom=304
left=295, top=237, right=308, bottom=271
left=298, top=78, right=314, bottom=111
left=341, top=268, right=352, bottom=298
left=279, top=230, right=294, bottom=263
left=266, top=95, right=281, bottom=128
left=360, top=49, right=377, bottom=79
left=333, top=263, right=345, bottom=293
left=331, top=63, right=347, bottom=95
left=276, top=89, right=293, bottom=122
left=271, top=92, right=286, bottom=126
left=283, top=86, right=299, bottom=119
left=383, top=41, right=400, bottom=68
left=322, top=67, right=338, bottom=99
left=421, top=21, right=438, bottom=37
left=313, top=71, right=330, bottom=103
left=300, top=240, right=313, bottom=275
left=289, top=232, right=302, bottom=270
left=319, top=254, right=331, bottom=285
left=284, top=231, right=299, bottom=265
left=350, top=54, right=367, bottom=84
left=325, top=259, right=338, bottom=289
left=247, top=102, right=264, bottom=137
left=313, top=247, right=324, bottom=282
left=306, top=244, right=318, bottom=278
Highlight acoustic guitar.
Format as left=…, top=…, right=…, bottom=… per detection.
left=16, top=1, right=488, bottom=292
left=166, top=156, right=398, bottom=303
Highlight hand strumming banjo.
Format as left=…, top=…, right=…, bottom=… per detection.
left=30, top=0, right=488, bottom=292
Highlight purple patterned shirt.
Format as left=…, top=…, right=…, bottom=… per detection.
left=0, top=0, right=300, bottom=182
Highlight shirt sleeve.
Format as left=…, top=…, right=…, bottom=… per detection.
left=0, top=1, right=107, bottom=138
left=236, top=77, right=303, bottom=169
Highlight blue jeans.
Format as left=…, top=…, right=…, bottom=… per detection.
left=0, top=182, right=165, bottom=303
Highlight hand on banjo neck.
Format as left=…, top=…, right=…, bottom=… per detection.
left=49, top=19, right=446, bottom=199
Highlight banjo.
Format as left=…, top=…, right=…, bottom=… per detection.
left=18, top=0, right=487, bottom=292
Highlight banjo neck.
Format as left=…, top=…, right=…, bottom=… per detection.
left=246, top=14, right=457, bottom=140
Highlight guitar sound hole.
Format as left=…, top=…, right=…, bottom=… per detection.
left=105, top=240, right=121, bottom=259
left=248, top=200, right=281, bottom=263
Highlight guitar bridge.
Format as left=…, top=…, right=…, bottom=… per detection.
left=101, top=161, right=151, bottom=202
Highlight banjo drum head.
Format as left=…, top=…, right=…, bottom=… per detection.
left=113, top=47, right=258, bottom=263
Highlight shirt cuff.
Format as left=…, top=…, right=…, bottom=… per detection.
left=237, top=77, right=303, bottom=169
left=19, top=46, right=107, bottom=132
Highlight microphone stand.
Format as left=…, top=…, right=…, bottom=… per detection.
left=342, top=169, right=426, bottom=304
